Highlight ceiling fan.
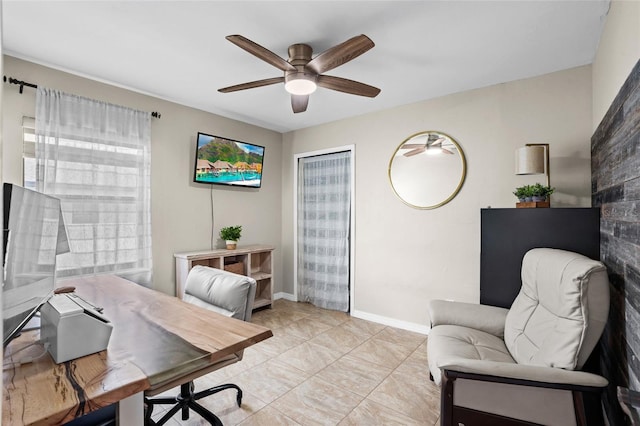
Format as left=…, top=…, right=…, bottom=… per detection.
left=402, top=135, right=454, bottom=156
left=218, top=34, right=381, bottom=113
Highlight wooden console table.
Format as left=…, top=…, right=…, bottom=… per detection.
left=175, top=245, right=275, bottom=310
left=2, top=275, right=272, bottom=425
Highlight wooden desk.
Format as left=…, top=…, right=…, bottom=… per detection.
left=2, top=275, right=272, bottom=425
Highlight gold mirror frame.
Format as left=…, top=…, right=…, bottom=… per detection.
left=388, top=131, right=467, bottom=209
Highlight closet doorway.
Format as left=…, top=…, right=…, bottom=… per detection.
left=294, top=146, right=355, bottom=312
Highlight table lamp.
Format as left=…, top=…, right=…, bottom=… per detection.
left=515, top=143, right=550, bottom=187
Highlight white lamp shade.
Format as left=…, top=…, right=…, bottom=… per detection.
left=515, top=146, right=546, bottom=175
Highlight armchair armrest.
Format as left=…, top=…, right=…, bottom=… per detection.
left=440, top=359, right=608, bottom=389
left=428, top=300, right=509, bottom=337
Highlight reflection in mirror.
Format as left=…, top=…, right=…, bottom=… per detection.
left=389, top=131, right=467, bottom=209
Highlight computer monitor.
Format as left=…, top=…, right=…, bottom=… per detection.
left=2, top=183, right=69, bottom=347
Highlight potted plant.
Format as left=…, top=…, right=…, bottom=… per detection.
left=513, top=185, right=536, bottom=202
left=530, top=183, right=545, bottom=202
left=220, top=225, right=242, bottom=250
left=530, top=183, right=555, bottom=202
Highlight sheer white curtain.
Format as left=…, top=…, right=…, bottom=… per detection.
left=297, top=151, right=351, bottom=312
left=35, top=88, right=153, bottom=286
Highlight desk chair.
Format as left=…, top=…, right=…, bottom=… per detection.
left=144, top=265, right=256, bottom=426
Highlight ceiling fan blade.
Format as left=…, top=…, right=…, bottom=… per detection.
left=404, top=147, right=426, bottom=157
left=291, top=95, right=309, bottom=113
left=226, top=35, right=296, bottom=72
left=317, top=75, right=380, bottom=98
left=218, top=77, right=284, bottom=93
left=402, top=143, right=425, bottom=149
left=306, top=35, right=374, bottom=74
left=430, top=137, right=445, bottom=147
left=441, top=148, right=455, bottom=155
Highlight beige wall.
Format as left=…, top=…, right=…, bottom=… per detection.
left=592, top=0, right=640, bottom=130
left=282, top=66, right=593, bottom=329
left=1, top=56, right=283, bottom=297
left=1, top=58, right=595, bottom=330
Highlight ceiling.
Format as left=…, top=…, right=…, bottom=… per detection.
left=2, top=1, right=610, bottom=133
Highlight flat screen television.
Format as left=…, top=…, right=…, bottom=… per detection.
left=194, top=132, right=265, bottom=188
left=3, top=183, right=69, bottom=347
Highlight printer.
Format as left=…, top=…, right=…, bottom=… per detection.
left=40, top=293, right=113, bottom=363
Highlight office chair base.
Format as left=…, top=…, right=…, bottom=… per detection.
left=145, top=381, right=243, bottom=426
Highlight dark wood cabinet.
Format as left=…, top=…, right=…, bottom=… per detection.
left=480, top=208, right=600, bottom=308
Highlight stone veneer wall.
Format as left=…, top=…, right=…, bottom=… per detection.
left=592, top=58, right=640, bottom=426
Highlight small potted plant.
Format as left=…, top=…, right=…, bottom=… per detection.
left=513, top=185, right=530, bottom=202
left=530, top=183, right=546, bottom=202
left=530, top=183, right=555, bottom=202
left=220, top=225, right=242, bottom=250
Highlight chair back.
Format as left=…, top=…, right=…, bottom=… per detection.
left=504, top=248, right=609, bottom=370
left=183, top=265, right=256, bottom=322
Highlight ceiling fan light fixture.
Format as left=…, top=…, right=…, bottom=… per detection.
left=426, top=146, right=443, bottom=156
left=219, top=34, right=380, bottom=112
left=284, top=76, right=317, bottom=95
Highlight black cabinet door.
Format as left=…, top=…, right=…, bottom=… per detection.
left=480, top=208, right=600, bottom=308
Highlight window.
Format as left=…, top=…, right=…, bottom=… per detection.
left=22, top=117, right=36, bottom=190
left=32, top=89, right=152, bottom=286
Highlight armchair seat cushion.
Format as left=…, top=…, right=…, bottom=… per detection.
left=427, top=324, right=515, bottom=384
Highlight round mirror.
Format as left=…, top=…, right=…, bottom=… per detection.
left=388, top=131, right=467, bottom=209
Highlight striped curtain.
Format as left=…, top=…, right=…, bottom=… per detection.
left=297, top=151, right=351, bottom=312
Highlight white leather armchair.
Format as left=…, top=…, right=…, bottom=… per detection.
left=427, top=248, right=610, bottom=426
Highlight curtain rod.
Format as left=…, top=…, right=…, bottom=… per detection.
left=3, top=75, right=161, bottom=119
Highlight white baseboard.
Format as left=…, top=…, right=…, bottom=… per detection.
left=274, top=292, right=297, bottom=302
left=351, top=309, right=430, bottom=335
left=272, top=293, right=430, bottom=335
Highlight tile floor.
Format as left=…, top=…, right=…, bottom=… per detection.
left=150, top=299, right=440, bottom=425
